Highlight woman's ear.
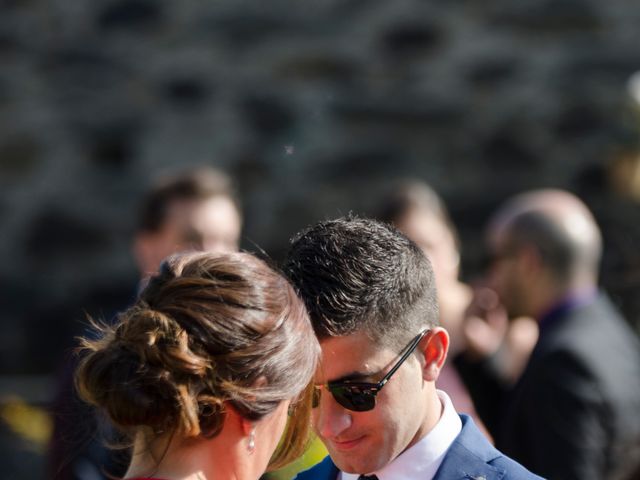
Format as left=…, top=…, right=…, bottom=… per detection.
left=224, top=403, right=254, bottom=438
left=230, top=412, right=255, bottom=455
left=238, top=375, right=268, bottom=436
left=240, top=417, right=254, bottom=436
left=420, top=328, right=449, bottom=382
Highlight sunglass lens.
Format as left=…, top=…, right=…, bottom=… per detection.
left=332, top=386, right=375, bottom=412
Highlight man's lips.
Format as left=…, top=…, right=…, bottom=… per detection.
left=328, top=435, right=366, bottom=451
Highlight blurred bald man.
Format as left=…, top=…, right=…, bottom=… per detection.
left=457, top=189, right=640, bottom=480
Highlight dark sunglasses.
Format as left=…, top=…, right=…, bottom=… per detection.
left=312, top=329, right=429, bottom=412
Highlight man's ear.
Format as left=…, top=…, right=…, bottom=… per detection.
left=132, top=232, right=156, bottom=277
left=420, top=328, right=449, bottom=382
left=519, top=244, right=543, bottom=274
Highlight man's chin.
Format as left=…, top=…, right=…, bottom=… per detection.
left=330, top=449, right=384, bottom=476
left=333, top=459, right=373, bottom=475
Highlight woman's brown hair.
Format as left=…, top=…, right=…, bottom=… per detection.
left=75, top=251, right=319, bottom=469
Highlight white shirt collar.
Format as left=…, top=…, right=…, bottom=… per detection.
left=341, top=390, right=462, bottom=480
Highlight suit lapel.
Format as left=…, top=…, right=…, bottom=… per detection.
left=294, top=455, right=339, bottom=480
left=321, top=456, right=340, bottom=480
left=433, top=445, right=505, bottom=480
left=433, top=415, right=506, bottom=480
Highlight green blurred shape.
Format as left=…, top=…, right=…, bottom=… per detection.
left=266, top=436, right=327, bottom=480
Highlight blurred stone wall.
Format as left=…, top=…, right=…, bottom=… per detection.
left=2, top=0, right=640, bottom=374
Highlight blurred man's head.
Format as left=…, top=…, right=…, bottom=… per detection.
left=378, top=180, right=461, bottom=291
left=284, top=216, right=448, bottom=474
left=133, top=167, right=242, bottom=278
left=486, top=189, right=602, bottom=319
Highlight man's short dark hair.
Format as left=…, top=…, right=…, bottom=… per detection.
left=284, top=216, right=439, bottom=348
left=137, top=166, right=240, bottom=234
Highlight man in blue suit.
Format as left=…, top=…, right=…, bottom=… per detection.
left=284, top=216, right=542, bottom=480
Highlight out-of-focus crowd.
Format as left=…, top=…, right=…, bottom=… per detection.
left=10, top=166, right=640, bottom=480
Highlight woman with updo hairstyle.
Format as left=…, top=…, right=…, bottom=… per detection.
left=75, top=251, right=320, bottom=480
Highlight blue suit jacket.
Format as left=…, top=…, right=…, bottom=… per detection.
left=293, top=415, right=544, bottom=480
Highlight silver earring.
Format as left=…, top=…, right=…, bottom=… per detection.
left=247, top=427, right=256, bottom=454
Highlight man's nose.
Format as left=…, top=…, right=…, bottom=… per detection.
left=314, top=391, right=352, bottom=439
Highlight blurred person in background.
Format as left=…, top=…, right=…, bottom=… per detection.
left=75, top=251, right=320, bottom=480
left=132, top=166, right=242, bottom=281
left=49, top=166, right=243, bottom=480
left=456, top=189, right=640, bottom=480
left=285, top=217, right=542, bottom=480
left=375, top=180, right=494, bottom=434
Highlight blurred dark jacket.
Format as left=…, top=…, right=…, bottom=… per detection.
left=48, top=288, right=135, bottom=480
left=456, top=293, right=640, bottom=480
left=48, top=351, right=130, bottom=480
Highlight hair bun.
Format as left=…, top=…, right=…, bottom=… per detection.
left=76, top=339, right=179, bottom=432
left=77, top=306, right=212, bottom=434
